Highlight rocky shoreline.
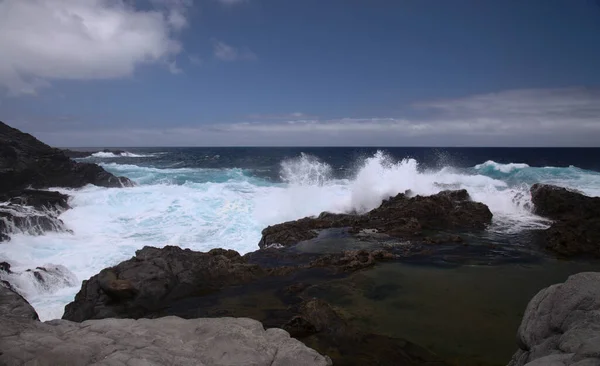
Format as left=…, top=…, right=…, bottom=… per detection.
left=1, top=121, right=600, bottom=365
left=0, top=121, right=132, bottom=242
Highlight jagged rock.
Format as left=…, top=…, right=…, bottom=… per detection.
left=531, top=184, right=600, bottom=220
left=531, top=184, right=600, bottom=257
left=63, top=246, right=268, bottom=321
left=0, top=285, right=332, bottom=366
left=0, top=281, right=39, bottom=320
left=260, top=189, right=492, bottom=248
left=508, top=272, right=600, bottom=366
left=0, top=190, right=70, bottom=242
left=0, top=121, right=133, bottom=192
left=0, top=262, right=11, bottom=273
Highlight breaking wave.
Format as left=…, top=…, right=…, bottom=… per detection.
left=2, top=151, right=599, bottom=320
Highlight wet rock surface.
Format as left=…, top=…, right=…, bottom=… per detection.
left=259, top=189, right=492, bottom=249
left=63, top=246, right=268, bottom=322
left=508, top=272, right=600, bottom=366
left=531, top=184, right=600, bottom=257
left=0, top=284, right=331, bottom=366
left=0, top=121, right=134, bottom=241
left=0, top=190, right=70, bottom=242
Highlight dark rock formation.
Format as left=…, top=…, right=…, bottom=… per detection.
left=531, top=184, right=600, bottom=257
left=508, top=272, right=600, bottom=366
left=0, top=121, right=133, bottom=192
left=63, top=245, right=450, bottom=365
left=531, top=183, right=600, bottom=220
left=0, top=262, right=11, bottom=273
left=260, top=189, right=493, bottom=249
left=0, top=282, right=39, bottom=321
left=0, top=190, right=70, bottom=242
left=0, top=284, right=332, bottom=366
left=63, top=246, right=268, bottom=321
left=0, top=121, right=134, bottom=241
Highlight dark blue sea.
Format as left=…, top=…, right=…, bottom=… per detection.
left=2, top=147, right=600, bottom=320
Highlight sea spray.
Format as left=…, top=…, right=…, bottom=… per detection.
left=2, top=150, right=599, bottom=320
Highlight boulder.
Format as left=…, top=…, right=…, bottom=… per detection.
left=0, top=281, right=39, bottom=321
left=0, top=284, right=332, bottom=366
left=63, top=246, right=268, bottom=321
left=260, top=189, right=493, bottom=248
left=530, top=184, right=600, bottom=257
left=508, top=272, right=600, bottom=366
left=0, top=121, right=133, bottom=192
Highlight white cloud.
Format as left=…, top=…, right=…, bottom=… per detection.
left=15, top=87, right=600, bottom=147
left=212, top=39, right=257, bottom=61
left=0, top=0, right=191, bottom=95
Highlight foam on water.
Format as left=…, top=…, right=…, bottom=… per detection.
left=91, top=151, right=153, bottom=158
left=2, top=151, right=599, bottom=320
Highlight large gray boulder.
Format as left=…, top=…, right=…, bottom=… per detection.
left=0, top=284, right=332, bottom=366
left=508, top=272, right=600, bottom=366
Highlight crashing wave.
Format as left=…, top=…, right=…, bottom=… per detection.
left=91, top=151, right=152, bottom=158
left=475, top=160, right=530, bottom=173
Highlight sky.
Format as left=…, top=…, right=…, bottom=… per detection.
left=1, top=0, right=600, bottom=147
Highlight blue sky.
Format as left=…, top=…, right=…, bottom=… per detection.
left=1, top=0, right=600, bottom=146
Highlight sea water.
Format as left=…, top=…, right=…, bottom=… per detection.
left=1, top=147, right=600, bottom=321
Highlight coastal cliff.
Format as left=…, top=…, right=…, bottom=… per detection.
left=0, top=121, right=133, bottom=242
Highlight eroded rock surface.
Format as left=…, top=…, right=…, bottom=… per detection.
left=0, top=121, right=134, bottom=242
left=0, top=284, right=331, bottom=366
left=63, top=246, right=268, bottom=321
left=0, top=121, right=133, bottom=192
left=259, top=189, right=492, bottom=249
left=508, top=272, right=600, bottom=366
left=0, top=190, right=70, bottom=242
left=531, top=184, right=600, bottom=257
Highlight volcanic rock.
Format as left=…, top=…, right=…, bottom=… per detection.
left=259, top=189, right=493, bottom=249
left=531, top=184, right=600, bottom=257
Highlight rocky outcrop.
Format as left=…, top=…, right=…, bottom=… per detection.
left=508, top=272, right=600, bottom=366
left=0, top=190, right=71, bottom=242
left=0, top=121, right=134, bottom=241
left=0, top=121, right=133, bottom=192
left=62, top=245, right=451, bottom=365
left=0, top=281, right=39, bottom=321
left=0, top=284, right=332, bottom=366
left=63, top=246, right=268, bottom=321
left=259, top=189, right=493, bottom=248
left=531, top=184, right=600, bottom=257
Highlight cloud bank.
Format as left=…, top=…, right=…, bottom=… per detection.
left=24, top=87, right=600, bottom=147
left=0, top=0, right=191, bottom=95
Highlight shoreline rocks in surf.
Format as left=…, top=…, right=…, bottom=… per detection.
left=508, top=272, right=600, bottom=366
left=531, top=183, right=600, bottom=257
left=0, top=121, right=133, bottom=242
left=259, top=189, right=493, bottom=249
left=0, top=283, right=332, bottom=366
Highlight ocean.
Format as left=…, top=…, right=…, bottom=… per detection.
left=2, top=147, right=600, bottom=321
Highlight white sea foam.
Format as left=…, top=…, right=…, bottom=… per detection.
left=475, top=160, right=530, bottom=173
left=2, top=151, right=599, bottom=320
left=91, top=151, right=153, bottom=158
